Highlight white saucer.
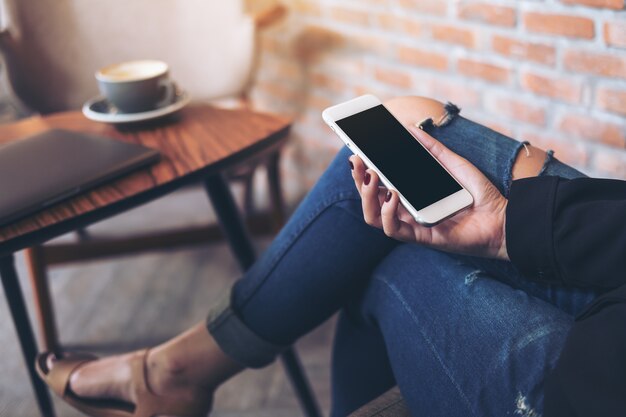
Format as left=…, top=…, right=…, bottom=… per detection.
left=82, top=90, right=191, bottom=124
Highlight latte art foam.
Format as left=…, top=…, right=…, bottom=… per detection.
left=97, top=60, right=168, bottom=82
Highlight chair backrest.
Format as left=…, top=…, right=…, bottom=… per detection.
left=1, top=0, right=255, bottom=113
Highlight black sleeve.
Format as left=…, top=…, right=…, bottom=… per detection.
left=543, top=284, right=626, bottom=417
left=507, top=177, right=626, bottom=416
left=506, top=176, right=626, bottom=289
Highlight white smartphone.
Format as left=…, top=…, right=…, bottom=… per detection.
left=322, top=94, right=473, bottom=226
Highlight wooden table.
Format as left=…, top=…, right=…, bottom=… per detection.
left=0, top=104, right=321, bottom=417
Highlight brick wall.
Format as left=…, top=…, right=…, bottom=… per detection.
left=249, top=0, right=626, bottom=204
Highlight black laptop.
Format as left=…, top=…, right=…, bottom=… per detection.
left=0, top=129, right=160, bottom=226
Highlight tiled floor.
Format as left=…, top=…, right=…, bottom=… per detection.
left=0, top=187, right=334, bottom=417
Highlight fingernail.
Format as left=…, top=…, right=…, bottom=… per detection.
left=364, top=172, right=371, bottom=185
left=385, top=191, right=392, bottom=202
left=348, top=160, right=354, bottom=170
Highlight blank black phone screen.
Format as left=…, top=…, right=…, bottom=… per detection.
left=336, top=104, right=461, bottom=211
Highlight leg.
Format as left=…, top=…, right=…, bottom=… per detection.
left=204, top=173, right=320, bottom=417
left=384, top=97, right=551, bottom=188
left=45, top=96, right=587, bottom=414
left=394, top=96, right=597, bottom=314
left=222, top=96, right=586, bottom=357
left=0, top=254, right=56, bottom=417
left=215, top=146, right=398, bottom=348
left=351, top=245, right=597, bottom=416
left=330, top=308, right=396, bottom=416
left=49, top=144, right=401, bottom=412
left=331, top=246, right=602, bottom=416
left=329, top=97, right=593, bottom=414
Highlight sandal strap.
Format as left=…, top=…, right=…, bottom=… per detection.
left=131, top=349, right=212, bottom=417
left=44, top=353, right=98, bottom=398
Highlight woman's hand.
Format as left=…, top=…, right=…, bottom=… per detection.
left=351, top=126, right=509, bottom=260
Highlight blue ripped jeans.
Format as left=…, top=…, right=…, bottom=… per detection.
left=207, top=111, right=601, bottom=416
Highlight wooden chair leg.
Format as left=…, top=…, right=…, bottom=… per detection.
left=267, top=150, right=286, bottom=230
left=25, top=246, right=60, bottom=353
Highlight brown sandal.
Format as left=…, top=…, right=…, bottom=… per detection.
left=35, top=349, right=212, bottom=417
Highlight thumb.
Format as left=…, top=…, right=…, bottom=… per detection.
left=409, top=125, right=466, bottom=169
left=408, top=125, right=490, bottom=197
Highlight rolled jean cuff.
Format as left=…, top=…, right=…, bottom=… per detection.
left=206, top=288, right=285, bottom=368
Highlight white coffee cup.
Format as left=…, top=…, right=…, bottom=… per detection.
left=96, top=60, right=175, bottom=113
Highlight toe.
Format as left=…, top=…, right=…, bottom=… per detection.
left=45, top=351, right=80, bottom=373
left=68, top=353, right=135, bottom=404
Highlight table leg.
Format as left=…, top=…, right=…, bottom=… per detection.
left=0, top=254, right=55, bottom=417
left=204, top=174, right=256, bottom=270
left=204, top=174, right=322, bottom=417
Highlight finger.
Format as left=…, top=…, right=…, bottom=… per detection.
left=351, top=155, right=366, bottom=195
left=397, top=206, right=415, bottom=224
left=409, top=126, right=464, bottom=168
left=409, top=126, right=491, bottom=199
left=381, top=190, right=416, bottom=241
left=410, top=126, right=484, bottom=181
left=380, top=190, right=402, bottom=236
left=380, top=190, right=400, bottom=233
left=389, top=198, right=436, bottom=245
left=361, top=169, right=383, bottom=227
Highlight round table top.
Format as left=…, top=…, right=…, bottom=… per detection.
left=0, top=104, right=290, bottom=255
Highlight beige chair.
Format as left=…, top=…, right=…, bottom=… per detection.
left=2, top=0, right=279, bottom=113
left=0, top=0, right=290, bottom=350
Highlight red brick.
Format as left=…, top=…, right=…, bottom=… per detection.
left=487, top=96, right=547, bottom=126
left=350, top=34, right=391, bottom=55
left=353, top=84, right=393, bottom=99
left=458, top=58, right=512, bottom=84
left=331, top=6, right=370, bottom=26
left=375, top=67, right=413, bottom=89
left=256, top=81, right=295, bottom=102
left=377, top=13, right=422, bottom=37
left=431, top=24, right=476, bottom=48
left=310, top=72, right=346, bottom=94
left=596, top=87, right=626, bottom=116
left=398, top=46, right=449, bottom=71
left=484, top=121, right=516, bottom=138
left=360, top=0, right=390, bottom=5
left=492, top=35, right=556, bottom=66
left=320, top=58, right=365, bottom=78
left=306, top=94, right=333, bottom=112
left=292, top=0, right=322, bottom=16
left=564, top=50, right=626, bottom=79
left=398, top=0, right=447, bottom=16
left=427, top=79, right=482, bottom=108
left=414, top=75, right=481, bottom=107
left=557, top=113, right=626, bottom=147
left=524, top=12, right=595, bottom=39
left=604, top=21, right=626, bottom=48
left=458, top=3, right=516, bottom=27
left=561, top=0, right=625, bottom=10
left=520, top=131, right=589, bottom=167
left=591, top=151, right=626, bottom=179
left=471, top=115, right=516, bottom=137
left=521, top=71, right=584, bottom=104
